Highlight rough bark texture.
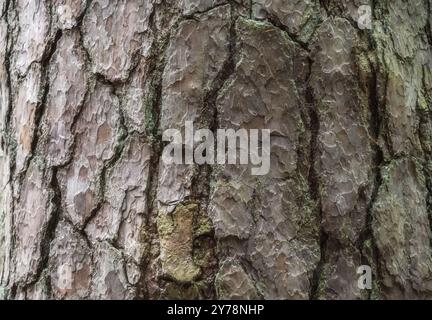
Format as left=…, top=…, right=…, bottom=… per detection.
left=0, top=0, right=432, bottom=300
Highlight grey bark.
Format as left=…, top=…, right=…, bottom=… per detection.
left=0, top=0, right=432, bottom=300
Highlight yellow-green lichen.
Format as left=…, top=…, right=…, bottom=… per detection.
left=157, top=203, right=202, bottom=283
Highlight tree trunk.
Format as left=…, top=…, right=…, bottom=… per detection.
left=0, top=0, right=431, bottom=300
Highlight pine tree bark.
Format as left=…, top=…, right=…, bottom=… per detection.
left=0, top=0, right=432, bottom=300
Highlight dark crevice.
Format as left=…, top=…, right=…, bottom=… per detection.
left=193, top=3, right=238, bottom=299
left=56, top=44, right=92, bottom=169
left=425, top=0, right=432, bottom=48
left=182, top=1, right=229, bottom=19
left=255, top=11, right=310, bottom=51
left=3, top=0, right=16, bottom=186
left=77, top=0, right=144, bottom=86
left=381, top=75, right=394, bottom=157
left=75, top=0, right=93, bottom=27
left=137, top=7, right=175, bottom=298
left=17, top=28, right=63, bottom=193
left=198, top=5, right=237, bottom=193
left=307, top=85, right=327, bottom=300
left=63, top=215, right=93, bottom=250
left=418, top=0, right=432, bottom=246
left=419, top=138, right=432, bottom=253
left=2, top=0, right=13, bottom=136
left=319, top=0, right=329, bottom=14
left=303, top=57, right=327, bottom=299
left=425, top=172, right=432, bottom=251
left=20, top=167, right=62, bottom=297
left=1, top=0, right=16, bottom=293
left=305, top=87, right=320, bottom=205
left=357, top=55, right=384, bottom=299
left=417, top=92, right=432, bottom=250
left=81, top=82, right=129, bottom=232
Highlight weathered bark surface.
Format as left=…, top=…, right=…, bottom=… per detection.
left=0, top=0, right=432, bottom=300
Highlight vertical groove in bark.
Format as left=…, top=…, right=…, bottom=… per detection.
left=307, top=84, right=326, bottom=300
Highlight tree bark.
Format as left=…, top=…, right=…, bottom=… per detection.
left=0, top=0, right=432, bottom=300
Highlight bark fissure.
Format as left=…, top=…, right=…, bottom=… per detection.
left=306, top=84, right=327, bottom=300
left=359, top=57, right=384, bottom=299
left=139, top=18, right=173, bottom=299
